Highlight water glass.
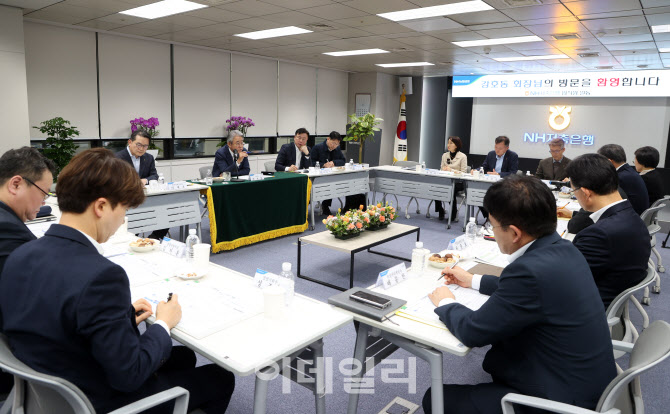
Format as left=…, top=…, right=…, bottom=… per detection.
left=205, top=168, right=213, bottom=185
left=222, top=172, right=231, bottom=182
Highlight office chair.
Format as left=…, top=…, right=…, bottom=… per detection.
left=501, top=320, right=670, bottom=414
left=0, top=334, right=189, bottom=414
left=263, top=160, right=276, bottom=173
left=639, top=199, right=668, bottom=305
left=391, top=160, right=421, bottom=218
left=198, top=166, right=212, bottom=219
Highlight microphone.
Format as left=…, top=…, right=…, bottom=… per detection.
left=233, top=149, right=239, bottom=162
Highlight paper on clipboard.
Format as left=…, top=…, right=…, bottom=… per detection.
left=395, top=286, right=490, bottom=329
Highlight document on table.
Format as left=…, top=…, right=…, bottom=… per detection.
left=108, top=254, right=174, bottom=286
left=132, top=279, right=263, bottom=339
left=26, top=221, right=55, bottom=238
left=474, top=244, right=510, bottom=268
left=396, top=285, right=490, bottom=330
left=556, top=218, right=569, bottom=237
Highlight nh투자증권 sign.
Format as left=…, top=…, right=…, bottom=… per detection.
left=452, top=70, right=670, bottom=98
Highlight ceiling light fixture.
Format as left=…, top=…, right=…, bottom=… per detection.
left=235, top=26, right=312, bottom=40
left=119, top=0, right=207, bottom=19
left=652, top=25, right=670, bottom=33
left=659, top=47, right=670, bottom=53
left=376, top=62, right=434, bottom=67
left=378, top=0, right=493, bottom=22
left=493, top=54, right=569, bottom=62
left=324, top=49, right=389, bottom=56
left=452, top=35, right=542, bottom=48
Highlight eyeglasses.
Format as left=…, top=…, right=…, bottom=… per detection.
left=22, top=176, right=50, bottom=201
left=549, top=149, right=563, bottom=154
left=134, top=142, right=149, bottom=150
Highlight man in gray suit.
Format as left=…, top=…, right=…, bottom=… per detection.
left=535, top=137, right=571, bottom=181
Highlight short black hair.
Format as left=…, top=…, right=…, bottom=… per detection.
left=328, top=131, right=342, bottom=142
left=566, top=153, right=619, bottom=196
left=597, top=144, right=626, bottom=163
left=634, top=146, right=659, bottom=169
left=130, top=130, right=151, bottom=141
left=0, top=146, right=56, bottom=185
left=483, top=175, right=556, bottom=238
left=295, top=127, right=310, bottom=136
left=495, top=136, right=510, bottom=146
left=448, top=136, right=462, bottom=152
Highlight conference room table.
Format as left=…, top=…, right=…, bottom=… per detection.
left=195, top=172, right=311, bottom=252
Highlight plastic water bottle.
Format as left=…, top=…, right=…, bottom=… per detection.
left=280, top=262, right=295, bottom=305
left=479, top=167, right=484, bottom=176
left=315, top=161, right=320, bottom=174
left=186, top=229, right=200, bottom=262
left=526, top=171, right=531, bottom=176
left=158, top=173, right=166, bottom=189
left=205, top=168, right=213, bottom=185
left=411, top=241, right=428, bottom=275
left=349, top=159, right=354, bottom=167
left=465, top=217, right=477, bottom=246
left=421, top=161, right=426, bottom=170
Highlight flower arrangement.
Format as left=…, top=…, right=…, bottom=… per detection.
left=322, top=209, right=365, bottom=239
left=219, top=116, right=255, bottom=147
left=361, top=202, right=396, bottom=229
left=130, top=117, right=159, bottom=138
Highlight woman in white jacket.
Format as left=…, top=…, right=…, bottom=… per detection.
left=435, top=136, right=467, bottom=220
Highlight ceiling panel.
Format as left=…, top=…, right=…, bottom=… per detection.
left=581, top=16, right=649, bottom=31
left=399, top=17, right=464, bottom=32
left=562, top=0, right=641, bottom=16
left=301, top=3, right=367, bottom=19
left=448, top=10, right=513, bottom=26
left=217, top=0, right=289, bottom=16
left=501, top=4, right=573, bottom=21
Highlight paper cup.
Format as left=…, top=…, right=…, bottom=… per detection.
left=193, top=243, right=211, bottom=271
left=263, top=286, right=286, bottom=319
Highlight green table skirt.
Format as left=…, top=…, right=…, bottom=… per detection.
left=201, top=173, right=311, bottom=252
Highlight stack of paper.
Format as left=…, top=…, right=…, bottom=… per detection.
left=474, top=244, right=509, bottom=268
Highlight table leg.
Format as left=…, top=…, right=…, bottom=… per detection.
left=447, top=199, right=453, bottom=230
left=297, top=239, right=302, bottom=280
left=196, top=222, right=202, bottom=242
left=349, top=251, right=355, bottom=289
left=311, top=339, right=326, bottom=414
left=347, top=323, right=371, bottom=414
left=253, top=367, right=272, bottom=414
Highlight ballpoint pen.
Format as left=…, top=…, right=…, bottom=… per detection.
left=167, top=292, right=173, bottom=302
left=437, top=260, right=459, bottom=281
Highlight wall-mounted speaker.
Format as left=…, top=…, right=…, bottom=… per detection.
left=399, top=77, right=412, bottom=95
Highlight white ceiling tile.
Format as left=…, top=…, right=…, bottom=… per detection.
left=449, top=10, right=513, bottom=26
left=430, top=31, right=486, bottom=42
left=194, top=22, right=250, bottom=35
left=466, top=22, right=520, bottom=31
left=361, top=22, right=416, bottom=35
left=643, top=6, right=670, bottom=14
left=24, top=9, right=91, bottom=24
left=77, top=20, right=126, bottom=30
left=334, top=15, right=389, bottom=27
left=581, top=16, right=649, bottom=31
left=137, top=20, right=191, bottom=33
left=595, top=26, right=652, bottom=36
left=576, top=10, right=644, bottom=20
left=505, top=42, right=559, bottom=53
left=231, top=17, right=285, bottom=30
left=563, top=0, right=641, bottom=16
left=218, top=0, right=289, bottom=16
left=641, top=0, right=670, bottom=7
left=605, top=41, right=658, bottom=50
left=111, top=25, right=167, bottom=37
left=317, top=27, right=375, bottom=38
left=615, top=53, right=662, bottom=63
left=302, top=3, right=367, bottom=19
left=259, top=0, right=333, bottom=9
left=63, top=0, right=137, bottom=13
left=653, top=32, right=670, bottom=40
left=259, top=11, right=322, bottom=25
left=645, top=11, right=670, bottom=25
left=516, top=16, right=578, bottom=26
left=399, top=17, right=464, bottom=32
left=91, top=13, right=147, bottom=26
left=474, top=26, right=534, bottom=38
left=184, top=7, right=251, bottom=22
left=340, top=0, right=417, bottom=14
left=599, top=34, right=654, bottom=44
left=526, top=22, right=590, bottom=35
left=501, top=4, right=572, bottom=20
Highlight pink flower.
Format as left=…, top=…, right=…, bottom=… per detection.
left=347, top=223, right=355, bottom=230
left=379, top=216, right=386, bottom=222
left=356, top=222, right=362, bottom=229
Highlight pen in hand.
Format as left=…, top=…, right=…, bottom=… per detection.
left=437, top=261, right=459, bottom=281
left=167, top=292, right=173, bottom=302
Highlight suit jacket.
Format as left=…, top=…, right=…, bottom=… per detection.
left=212, top=146, right=250, bottom=177
left=440, top=151, right=467, bottom=172
left=275, top=143, right=311, bottom=171
left=618, top=163, right=649, bottom=215
left=535, top=156, right=571, bottom=181
left=0, top=224, right=172, bottom=410
left=0, top=202, right=35, bottom=275
left=310, top=141, right=346, bottom=167
left=480, top=150, right=519, bottom=177
left=572, top=200, right=650, bottom=309
left=641, top=169, right=665, bottom=206
left=435, top=233, right=616, bottom=409
left=115, top=148, right=158, bottom=181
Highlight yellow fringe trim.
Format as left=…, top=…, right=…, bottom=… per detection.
left=205, top=178, right=312, bottom=252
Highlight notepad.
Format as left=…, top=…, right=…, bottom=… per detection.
left=395, top=286, right=490, bottom=329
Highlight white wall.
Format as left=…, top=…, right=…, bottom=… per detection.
left=375, top=73, right=400, bottom=166
left=0, top=6, right=30, bottom=154
left=471, top=97, right=670, bottom=167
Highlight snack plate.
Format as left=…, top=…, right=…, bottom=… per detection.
left=427, top=251, right=460, bottom=269
left=176, top=271, right=206, bottom=280
left=129, top=239, right=159, bottom=253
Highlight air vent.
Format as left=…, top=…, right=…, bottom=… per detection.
left=305, top=23, right=335, bottom=30
left=551, top=33, right=581, bottom=40
left=595, top=66, right=614, bottom=70
left=637, top=64, right=649, bottom=68
left=502, top=0, right=542, bottom=6
left=578, top=52, right=600, bottom=58
left=499, top=70, right=516, bottom=73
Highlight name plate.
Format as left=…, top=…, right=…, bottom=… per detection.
left=376, top=263, right=409, bottom=290
left=253, top=268, right=294, bottom=291
left=160, top=237, right=187, bottom=258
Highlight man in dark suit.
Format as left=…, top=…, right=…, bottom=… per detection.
left=311, top=131, right=347, bottom=216
left=212, top=129, right=250, bottom=177
left=0, top=146, right=55, bottom=393
left=534, top=137, right=571, bottom=181
left=567, top=154, right=650, bottom=309
left=0, top=149, right=234, bottom=413
left=115, top=130, right=158, bottom=185
left=480, top=135, right=519, bottom=177
left=425, top=176, right=616, bottom=414
left=634, top=146, right=665, bottom=206
left=598, top=144, right=649, bottom=215
left=275, top=127, right=311, bottom=171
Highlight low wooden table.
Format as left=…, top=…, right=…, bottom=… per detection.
left=297, top=223, right=420, bottom=291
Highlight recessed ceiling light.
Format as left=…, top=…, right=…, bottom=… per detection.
left=652, top=25, right=670, bottom=33
left=452, top=35, right=542, bottom=48
left=378, top=0, right=493, bottom=22
left=493, top=54, right=569, bottom=62
left=659, top=47, right=670, bottom=53
left=119, top=0, right=206, bottom=19
left=376, top=62, right=435, bottom=67
left=323, top=49, right=389, bottom=56
left=235, top=26, right=312, bottom=40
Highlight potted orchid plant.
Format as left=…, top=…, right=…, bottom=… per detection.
left=130, top=117, right=161, bottom=157
left=218, top=116, right=255, bottom=147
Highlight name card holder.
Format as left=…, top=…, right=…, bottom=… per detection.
left=376, top=263, right=409, bottom=290
left=160, top=237, right=186, bottom=258
left=253, top=268, right=293, bottom=292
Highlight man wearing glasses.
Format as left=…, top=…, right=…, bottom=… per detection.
left=115, top=130, right=158, bottom=185
left=0, top=146, right=55, bottom=393
left=534, top=137, right=571, bottom=181
left=212, top=130, right=250, bottom=178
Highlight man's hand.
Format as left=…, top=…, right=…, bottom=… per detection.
left=300, top=145, right=309, bottom=155
left=237, top=151, right=248, bottom=161
left=441, top=165, right=451, bottom=171
left=488, top=171, right=499, bottom=175
left=141, top=178, right=148, bottom=185
left=133, top=299, right=152, bottom=325
left=557, top=207, right=573, bottom=219
left=156, top=294, right=182, bottom=330
left=288, top=165, right=298, bottom=172
left=429, top=286, right=455, bottom=306
left=324, top=161, right=335, bottom=168
left=440, top=266, right=473, bottom=288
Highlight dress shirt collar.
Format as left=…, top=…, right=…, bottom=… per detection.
left=553, top=157, right=564, bottom=164
left=73, top=228, right=105, bottom=255
left=639, top=168, right=654, bottom=175
left=589, top=199, right=627, bottom=224
left=496, top=152, right=505, bottom=161
left=507, top=239, right=535, bottom=263
left=615, top=164, right=623, bottom=171
left=228, top=146, right=236, bottom=161
left=126, top=146, right=140, bottom=161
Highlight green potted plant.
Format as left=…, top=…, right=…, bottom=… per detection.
left=33, top=117, right=79, bottom=180
left=344, top=112, right=382, bottom=163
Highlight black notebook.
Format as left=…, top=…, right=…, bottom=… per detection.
left=328, top=287, right=406, bottom=322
